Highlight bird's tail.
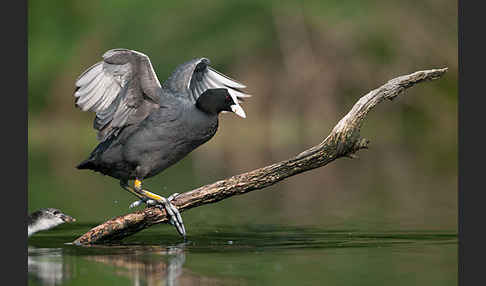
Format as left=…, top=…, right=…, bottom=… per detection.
left=76, top=130, right=118, bottom=170
left=76, top=159, right=95, bottom=170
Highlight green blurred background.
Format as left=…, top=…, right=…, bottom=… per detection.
left=28, top=0, right=457, bottom=232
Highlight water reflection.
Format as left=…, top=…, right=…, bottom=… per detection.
left=82, top=243, right=233, bottom=286
left=166, top=245, right=186, bottom=285
left=28, top=247, right=72, bottom=286
left=27, top=225, right=457, bottom=286
left=29, top=242, right=236, bottom=286
left=84, top=244, right=185, bottom=286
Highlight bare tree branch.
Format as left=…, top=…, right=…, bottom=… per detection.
left=73, top=67, right=448, bottom=245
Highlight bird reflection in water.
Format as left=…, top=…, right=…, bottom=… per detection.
left=83, top=243, right=232, bottom=286
left=165, top=245, right=186, bottom=285
left=29, top=242, right=237, bottom=285
left=28, top=247, right=72, bottom=286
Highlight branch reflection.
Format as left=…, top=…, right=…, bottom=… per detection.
left=83, top=243, right=234, bottom=286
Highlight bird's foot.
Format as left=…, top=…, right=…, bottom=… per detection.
left=157, top=193, right=186, bottom=237
left=129, top=189, right=186, bottom=238
left=128, top=198, right=157, bottom=209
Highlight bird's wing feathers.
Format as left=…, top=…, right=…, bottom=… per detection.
left=163, top=58, right=250, bottom=104
left=189, top=59, right=251, bottom=104
left=74, top=49, right=161, bottom=142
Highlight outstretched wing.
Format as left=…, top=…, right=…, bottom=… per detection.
left=74, top=49, right=161, bottom=142
left=163, top=58, right=251, bottom=105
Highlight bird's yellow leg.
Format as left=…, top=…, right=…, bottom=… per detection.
left=134, top=179, right=142, bottom=190
left=140, top=189, right=166, bottom=201
left=126, top=179, right=186, bottom=237
left=134, top=179, right=165, bottom=202
left=122, top=178, right=166, bottom=203
left=120, top=180, right=145, bottom=200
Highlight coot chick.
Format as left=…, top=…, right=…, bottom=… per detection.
left=28, top=208, right=76, bottom=237
left=74, top=49, right=250, bottom=237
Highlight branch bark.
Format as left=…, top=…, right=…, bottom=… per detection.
left=73, top=67, right=448, bottom=245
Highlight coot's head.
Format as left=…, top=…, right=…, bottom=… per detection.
left=196, top=88, right=246, bottom=118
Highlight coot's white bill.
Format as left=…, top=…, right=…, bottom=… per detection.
left=231, top=104, right=246, bottom=118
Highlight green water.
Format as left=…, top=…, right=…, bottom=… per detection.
left=28, top=223, right=457, bottom=286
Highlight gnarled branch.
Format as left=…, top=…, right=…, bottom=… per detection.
left=73, top=67, right=448, bottom=245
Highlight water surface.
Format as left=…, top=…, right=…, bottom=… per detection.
left=28, top=223, right=457, bottom=286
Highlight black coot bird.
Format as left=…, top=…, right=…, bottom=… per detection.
left=74, top=49, right=250, bottom=237
left=28, top=208, right=76, bottom=237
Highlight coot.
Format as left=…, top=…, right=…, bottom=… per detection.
left=28, top=208, right=76, bottom=237
left=74, top=49, right=250, bottom=237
